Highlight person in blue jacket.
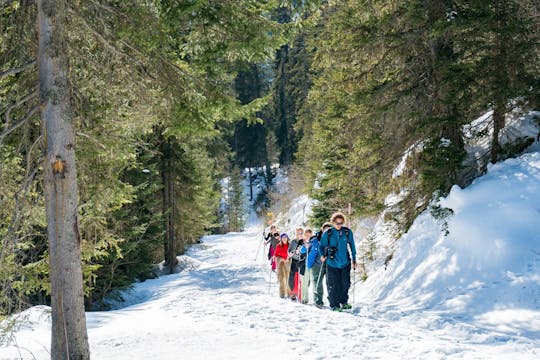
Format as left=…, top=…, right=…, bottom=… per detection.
left=300, top=229, right=324, bottom=307
left=319, top=212, right=357, bottom=311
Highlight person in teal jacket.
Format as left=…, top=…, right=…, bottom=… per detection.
left=319, top=212, right=357, bottom=311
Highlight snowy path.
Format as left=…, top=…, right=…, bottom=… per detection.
left=3, top=225, right=539, bottom=359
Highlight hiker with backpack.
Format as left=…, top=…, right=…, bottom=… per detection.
left=273, top=233, right=292, bottom=298
left=287, top=228, right=304, bottom=300
left=264, top=225, right=279, bottom=272
left=299, top=228, right=324, bottom=307
left=319, top=212, right=357, bottom=311
left=311, top=222, right=332, bottom=305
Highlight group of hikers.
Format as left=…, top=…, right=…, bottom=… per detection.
left=263, top=212, right=357, bottom=311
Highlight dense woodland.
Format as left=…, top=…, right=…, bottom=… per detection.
left=0, top=0, right=538, bottom=358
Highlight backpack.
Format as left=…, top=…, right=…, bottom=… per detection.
left=326, top=227, right=350, bottom=246
left=325, top=227, right=351, bottom=261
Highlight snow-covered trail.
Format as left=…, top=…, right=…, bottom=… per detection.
left=3, top=223, right=539, bottom=360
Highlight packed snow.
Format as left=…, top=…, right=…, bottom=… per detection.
left=2, top=154, right=540, bottom=359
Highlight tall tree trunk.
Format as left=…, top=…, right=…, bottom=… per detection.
left=160, top=137, right=177, bottom=274
left=168, top=150, right=177, bottom=274
left=491, top=1, right=507, bottom=164
left=491, top=98, right=505, bottom=163
left=38, top=0, right=90, bottom=359
left=248, top=167, right=253, bottom=201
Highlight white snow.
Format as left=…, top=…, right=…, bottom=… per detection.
left=462, top=109, right=540, bottom=175
left=392, top=140, right=425, bottom=178
left=359, top=152, right=540, bottom=343
left=2, top=155, right=540, bottom=359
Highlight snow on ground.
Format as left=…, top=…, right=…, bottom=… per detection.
left=3, top=223, right=538, bottom=360
left=359, top=152, right=540, bottom=346
left=2, top=155, right=540, bottom=359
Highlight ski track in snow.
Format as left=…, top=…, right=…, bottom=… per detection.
left=3, top=225, right=539, bottom=360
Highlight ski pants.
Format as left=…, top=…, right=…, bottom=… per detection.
left=276, top=257, right=291, bottom=298
left=288, top=260, right=299, bottom=297
left=326, top=264, right=351, bottom=308
left=300, top=270, right=309, bottom=303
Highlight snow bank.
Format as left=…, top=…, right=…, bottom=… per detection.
left=463, top=109, right=540, bottom=179
left=360, top=152, right=540, bottom=338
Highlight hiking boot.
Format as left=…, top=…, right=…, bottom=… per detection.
left=341, top=303, right=352, bottom=310
left=301, top=300, right=308, bottom=304
left=331, top=306, right=342, bottom=312
left=315, top=303, right=324, bottom=309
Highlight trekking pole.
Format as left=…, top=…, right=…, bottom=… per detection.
left=352, top=267, right=356, bottom=312
left=255, top=232, right=264, bottom=261
left=315, top=262, right=325, bottom=297
left=267, top=260, right=273, bottom=294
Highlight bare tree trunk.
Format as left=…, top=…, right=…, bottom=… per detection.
left=248, top=167, right=253, bottom=201
left=491, top=98, right=506, bottom=163
left=168, top=151, right=177, bottom=274
left=160, top=136, right=177, bottom=274
left=38, top=0, right=90, bottom=359
left=491, top=1, right=507, bottom=164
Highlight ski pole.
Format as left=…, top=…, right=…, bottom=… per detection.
left=267, top=259, right=273, bottom=294
left=315, top=262, right=325, bottom=296
left=255, top=232, right=264, bottom=261
left=352, top=266, right=356, bottom=312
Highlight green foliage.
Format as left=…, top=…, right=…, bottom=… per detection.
left=1, top=0, right=317, bottom=314
left=223, top=167, right=246, bottom=233
left=297, top=0, right=538, bottom=236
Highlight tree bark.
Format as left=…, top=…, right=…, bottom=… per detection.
left=38, top=0, right=90, bottom=359
left=248, top=167, right=253, bottom=201
left=160, top=136, right=177, bottom=274
left=491, top=1, right=507, bottom=164
left=491, top=98, right=505, bottom=163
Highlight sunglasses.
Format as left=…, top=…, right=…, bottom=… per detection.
left=334, top=222, right=344, bottom=226
left=273, top=233, right=280, bottom=236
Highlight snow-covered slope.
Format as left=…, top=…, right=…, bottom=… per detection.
left=2, top=156, right=540, bottom=359
left=359, top=152, right=540, bottom=338
left=3, top=225, right=539, bottom=359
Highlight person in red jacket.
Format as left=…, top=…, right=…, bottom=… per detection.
left=273, top=233, right=291, bottom=298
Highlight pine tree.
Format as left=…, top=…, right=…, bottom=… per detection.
left=38, top=0, right=90, bottom=357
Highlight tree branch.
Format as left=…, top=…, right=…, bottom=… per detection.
left=0, top=61, right=36, bottom=79
left=3, top=90, right=38, bottom=128
left=76, top=131, right=107, bottom=149
left=0, top=105, right=40, bottom=145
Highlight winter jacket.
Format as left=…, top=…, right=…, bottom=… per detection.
left=300, top=236, right=322, bottom=269
left=274, top=242, right=290, bottom=260
left=319, top=226, right=356, bottom=269
left=265, top=233, right=279, bottom=249
left=288, top=239, right=304, bottom=261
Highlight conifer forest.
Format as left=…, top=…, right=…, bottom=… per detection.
left=1, top=1, right=539, bottom=359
